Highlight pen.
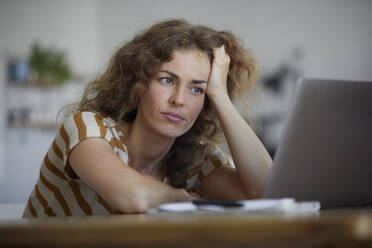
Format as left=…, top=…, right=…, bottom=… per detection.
left=192, top=200, right=244, bottom=207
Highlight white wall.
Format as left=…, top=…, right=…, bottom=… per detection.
left=99, top=0, right=372, bottom=81
left=0, top=0, right=100, bottom=77
left=2, top=0, right=371, bottom=91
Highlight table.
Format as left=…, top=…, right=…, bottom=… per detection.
left=0, top=209, right=371, bottom=247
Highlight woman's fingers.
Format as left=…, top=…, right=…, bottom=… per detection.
left=213, top=45, right=230, bottom=66
left=207, top=45, right=230, bottom=97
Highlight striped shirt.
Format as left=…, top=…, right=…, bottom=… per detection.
left=23, top=111, right=233, bottom=217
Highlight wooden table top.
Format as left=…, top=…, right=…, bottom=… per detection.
left=0, top=209, right=372, bottom=248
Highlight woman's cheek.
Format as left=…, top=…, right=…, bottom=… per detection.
left=193, top=98, right=205, bottom=118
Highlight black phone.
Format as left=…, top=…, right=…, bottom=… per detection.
left=192, top=200, right=244, bottom=207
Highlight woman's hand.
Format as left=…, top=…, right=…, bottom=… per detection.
left=206, top=45, right=231, bottom=99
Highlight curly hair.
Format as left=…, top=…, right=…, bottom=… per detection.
left=69, top=19, right=257, bottom=188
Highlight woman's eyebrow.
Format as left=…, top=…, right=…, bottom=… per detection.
left=159, top=70, right=179, bottom=79
left=159, top=70, right=207, bottom=84
left=192, top=80, right=208, bottom=85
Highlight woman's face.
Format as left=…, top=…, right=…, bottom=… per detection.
left=137, top=49, right=211, bottom=139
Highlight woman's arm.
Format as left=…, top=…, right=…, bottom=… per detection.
left=199, top=46, right=272, bottom=199
left=69, top=138, right=191, bottom=213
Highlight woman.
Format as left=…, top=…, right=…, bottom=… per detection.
left=23, top=19, right=272, bottom=217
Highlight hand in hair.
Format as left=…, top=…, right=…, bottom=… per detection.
left=206, top=45, right=231, bottom=99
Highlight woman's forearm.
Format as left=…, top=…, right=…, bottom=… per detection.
left=209, top=93, right=272, bottom=198
left=124, top=174, right=190, bottom=213
left=95, top=167, right=192, bottom=214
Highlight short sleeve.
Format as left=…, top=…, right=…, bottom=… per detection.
left=186, top=145, right=234, bottom=190
left=57, top=111, right=115, bottom=163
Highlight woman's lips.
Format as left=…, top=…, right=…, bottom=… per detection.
left=162, top=112, right=185, bottom=123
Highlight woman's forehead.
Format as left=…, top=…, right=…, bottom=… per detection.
left=159, top=49, right=211, bottom=78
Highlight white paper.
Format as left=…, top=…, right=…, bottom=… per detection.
left=148, top=198, right=320, bottom=214
left=157, top=202, right=198, bottom=212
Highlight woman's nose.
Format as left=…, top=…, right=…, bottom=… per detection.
left=169, top=88, right=185, bottom=107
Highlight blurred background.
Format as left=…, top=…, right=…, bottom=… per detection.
left=0, top=0, right=371, bottom=204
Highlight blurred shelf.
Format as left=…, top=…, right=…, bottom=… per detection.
left=7, top=122, right=58, bottom=130
left=2, top=80, right=85, bottom=132
left=7, top=80, right=52, bottom=87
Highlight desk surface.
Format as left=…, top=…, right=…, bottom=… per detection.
left=0, top=209, right=372, bottom=248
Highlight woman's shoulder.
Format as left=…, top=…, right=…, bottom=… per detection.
left=184, top=143, right=234, bottom=190
left=206, top=144, right=229, bottom=159
left=205, top=144, right=233, bottom=167
left=63, top=111, right=117, bottom=129
left=56, top=110, right=129, bottom=160
left=58, top=111, right=119, bottom=149
left=189, top=143, right=234, bottom=171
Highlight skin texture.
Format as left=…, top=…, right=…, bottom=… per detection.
left=69, top=47, right=272, bottom=213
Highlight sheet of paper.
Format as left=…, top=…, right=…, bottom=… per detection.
left=149, top=198, right=320, bottom=214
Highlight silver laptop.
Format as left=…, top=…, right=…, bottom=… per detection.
left=263, top=78, right=372, bottom=208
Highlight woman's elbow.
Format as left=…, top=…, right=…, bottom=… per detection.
left=106, top=191, right=149, bottom=214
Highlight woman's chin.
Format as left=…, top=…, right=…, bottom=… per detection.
left=157, top=127, right=189, bottom=139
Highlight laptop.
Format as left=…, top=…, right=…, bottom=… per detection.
left=263, top=78, right=372, bottom=208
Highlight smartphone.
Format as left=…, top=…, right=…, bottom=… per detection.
left=192, top=200, right=244, bottom=207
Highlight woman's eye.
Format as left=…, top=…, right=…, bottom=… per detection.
left=159, top=77, right=173, bottom=85
left=191, top=87, right=205, bottom=95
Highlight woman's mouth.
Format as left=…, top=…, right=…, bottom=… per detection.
left=161, top=112, right=185, bottom=123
